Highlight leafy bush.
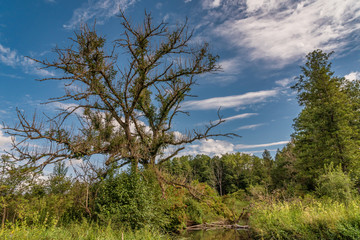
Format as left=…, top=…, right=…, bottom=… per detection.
left=315, top=164, right=354, bottom=202
left=96, top=170, right=168, bottom=230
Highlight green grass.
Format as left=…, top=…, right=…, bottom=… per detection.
left=250, top=197, right=360, bottom=240
left=0, top=221, right=172, bottom=240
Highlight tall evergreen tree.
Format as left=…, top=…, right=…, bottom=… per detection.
left=292, top=50, right=360, bottom=189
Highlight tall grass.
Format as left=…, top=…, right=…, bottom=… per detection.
left=250, top=197, right=360, bottom=239
left=0, top=221, right=172, bottom=240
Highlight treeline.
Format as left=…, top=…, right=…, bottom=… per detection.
left=1, top=153, right=245, bottom=233
left=0, top=150, right=280, bottom=231
left=161, top=149, right=291, bottom=196
left=0, top=139, right=318, bottom=232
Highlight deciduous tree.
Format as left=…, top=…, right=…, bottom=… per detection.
left=4, top=11, right=235, bottom=183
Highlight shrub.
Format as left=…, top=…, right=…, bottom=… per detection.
left=96, top=169, right=167, bottom=230
left=315, top=163, right=354, bottom=202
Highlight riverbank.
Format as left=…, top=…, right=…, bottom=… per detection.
left=250, top=197, right=360, bottom=240
left=0, top=223, right=171, bottom=240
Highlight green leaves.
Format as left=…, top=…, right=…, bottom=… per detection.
left=292, top=50, right=360, bottom=189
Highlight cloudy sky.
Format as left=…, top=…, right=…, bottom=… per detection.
left=1, top=0, right=360, bottom=158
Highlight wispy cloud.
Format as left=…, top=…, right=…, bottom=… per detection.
left=202, top=0, right=222, bottom=9
left=237, top=123, right=264, bottom=130
left=0, top=72, right=23, bottom=79
left=219, top=58, right=242, bottom=74
left=223, top=113, right=258, bottom=122
left=182, top=89, right=278, bottom=110
left=0, top=44, right=54, bottom=77
left=64, top=0, right=137, bottom=29
left=345, top=71, right=360, bottom=81
left=236, top=140, right=289, bottom=149
left=275, top=77, right=295, bottom=87
left=214, top=0, right=360, bottom=67
left=241, top=149, right=277, bottom=155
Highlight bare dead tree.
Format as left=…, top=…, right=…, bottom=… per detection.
left=4, top=11, right=237, bottom=183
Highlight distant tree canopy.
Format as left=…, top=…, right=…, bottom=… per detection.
left=162, top=152, right=271, bottom=196
left=4, top=11, right=235, bottom=178
left=292, top=50, right=360, bottom=189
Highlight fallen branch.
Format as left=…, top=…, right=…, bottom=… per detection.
left=186, top=221, right=249, bottom=231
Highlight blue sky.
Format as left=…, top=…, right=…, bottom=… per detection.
left=1, top=0, right=360, bottom=159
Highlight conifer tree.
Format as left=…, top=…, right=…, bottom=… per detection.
left=292, top=50, right=360, bottom=189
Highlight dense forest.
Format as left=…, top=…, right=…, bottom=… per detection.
left=2, top=11, right=360, bottom=240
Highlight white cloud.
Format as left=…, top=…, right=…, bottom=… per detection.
left=344, top=71, right=360, bottom=81
left=236, top=140, right=289, bottom=149
left=20, top=57, right=54, bottom=77
left=182, top=89, right=278, bottom=110
left=245, top=0, right=288, bottom=14
left=64, top=0, right=137, bottom=29
left=185, top=0, right=192, bottom=3
left=237, top=123, right=264, bottom=130
left=214, top=0, right=360, bottom=66
left=163, top=14, right=170, bottom=22
left=0, top=129, right=11, bottom=152
left=0, top=44, right=54, bottom=77
left=172, top=138, right=288, bottom=157
left=0, top=44, right=18, bottom=67
left=219, top=58, right=241, bottom=74
left=275, top=77, right=294, bottom=87
left=50, top=102, right=84, bottom=116
left=223, top=113, right=258, bottom=122
left=202, top=0, right=222, bottom=9
left=182, top=139, right=235, bottom=156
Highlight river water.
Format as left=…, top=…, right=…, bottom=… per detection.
left=180, top=229, right=252, bottom=239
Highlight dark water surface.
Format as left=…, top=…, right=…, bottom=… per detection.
left=180, top=229, right=252, bottom=239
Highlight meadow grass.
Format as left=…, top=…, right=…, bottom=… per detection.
left=0, top=221, right=172, bottom=240
left=250, top=197, right=360, bottom=240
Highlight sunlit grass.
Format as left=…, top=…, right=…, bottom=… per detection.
left=250, top=197, right=360, bottom=240
left=0, top=221, right=172, bottom=240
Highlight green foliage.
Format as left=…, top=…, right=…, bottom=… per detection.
left=315, top=163, right=354, bottom=202
left=191, top=155, right=216, bottom=187
left=292, top=50, right=360, bottom=189
left=96, top=170, right=167, bottom=230
left=161, top=155, right=192, bottom=180
left=162, top=152, right=271, bottom=196
left=250, top=197, right=360, bottom=240
left=271, top=142, right=298, bottom=192
left=222, top=190, right=249, bottom=224
left=47, top=162, right=72, bottom=195
left=1, top=194, right=73, bottom=228
left=0, top=221, right=171, bottom=240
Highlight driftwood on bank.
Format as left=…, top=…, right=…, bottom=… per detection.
left=186, top=221, right=249, bottom=231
